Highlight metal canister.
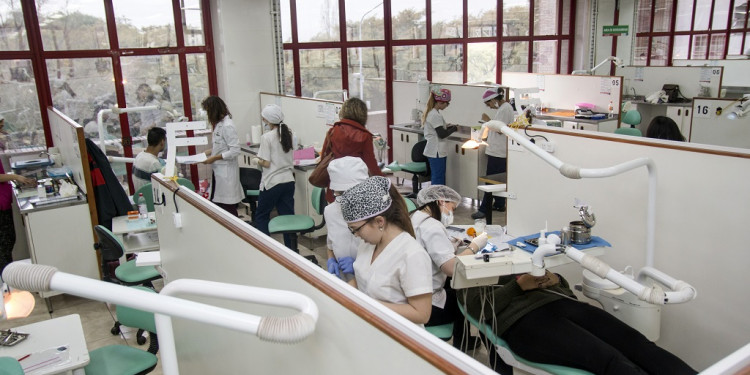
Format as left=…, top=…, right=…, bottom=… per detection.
left=569, top=220, right=592, bottom=244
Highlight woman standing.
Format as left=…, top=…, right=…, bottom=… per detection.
left=472, top=87, right=514, bottom=220
left=422, top=88, right=458, bottom=186
left=200, top=96, right=244, bottom=216
left=253, top=104, right=296, bottom=249
left=339, top=176, right=433, bottom=325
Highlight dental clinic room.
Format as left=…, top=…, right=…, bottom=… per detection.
left=1, top=0, right=750, bottom=374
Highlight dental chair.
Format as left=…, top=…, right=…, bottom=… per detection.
left=389, top=140, right=430, bottom=197
left=268, top=186, right=327, bottom=263
left=239, top=167, right=261, bottom=223
left=0, top=357, right=23, bottom=375
left=133, top=178, right=194, bottom=212
left=615, top=110, right=642, bottom=137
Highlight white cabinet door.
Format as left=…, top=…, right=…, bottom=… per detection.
left=665, top=106, right=692, bottom=139
left=446, top=139, right=485, bottom=199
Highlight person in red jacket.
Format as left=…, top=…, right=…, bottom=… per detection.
left=320, top=97, right=383, bottom=202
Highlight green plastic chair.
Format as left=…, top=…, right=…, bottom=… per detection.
left=268, top=186, right=327, bottom=253
left=403, top=196, right=417, bottom=213
left=615, top=110, right=642, bottom=137
left=425, top=323, right=454, bottom=341
left=133, top=183, right=155, bottom=212
left=457, top=303, right=593, bottom=375
left=176, top=177, right=196, bottom=191
left=85, top=286, right=159, bottom=375
left=0, top=357, right=23, bottom=375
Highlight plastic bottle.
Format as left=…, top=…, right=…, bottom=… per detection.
left=138, top=193, right=148, bottom=219
left=608, top=100, right=614, bottom=117
left=37, top=183, right=46, bottom=199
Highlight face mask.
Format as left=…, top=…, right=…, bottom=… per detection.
left=440, top=210, right=454, bottom=226
left=263, top=123, right=271, bottom=132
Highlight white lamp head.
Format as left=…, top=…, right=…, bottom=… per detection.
left=726, top=95, right=750, bottom=120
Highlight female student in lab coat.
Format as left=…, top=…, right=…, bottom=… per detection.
left=472, top=87, right=515, bottom=220
left=252, top=104, right=296, bottom=249
left=338, top=176, right=433, bottom=325
left=200, top=96, right=244, bottom=216
left=422, top=88, right=458, bottom=185
left=410, top=184, right=488, bottom=350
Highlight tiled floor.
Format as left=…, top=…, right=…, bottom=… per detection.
left=1, top=177, right=506, bottom=374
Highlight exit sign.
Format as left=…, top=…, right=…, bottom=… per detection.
left=603, top=25, right=629, bottom=36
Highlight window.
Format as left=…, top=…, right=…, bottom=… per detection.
left=345, top=0, right=384, bottom=41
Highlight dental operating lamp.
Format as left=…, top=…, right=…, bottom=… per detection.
left=572, top=56, right=625, bottom=75
left=726, top=94, right=750, bottom=120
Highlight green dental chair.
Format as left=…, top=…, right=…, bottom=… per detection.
left=268, top=186, right=327, bottom=261
left=615, top=110, right=642, bottom=137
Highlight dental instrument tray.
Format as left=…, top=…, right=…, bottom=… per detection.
left=0, top=329, right=29, bottom=346
left=509, top=232, right=611, bottom=254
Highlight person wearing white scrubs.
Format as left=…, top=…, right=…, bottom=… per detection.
left=411, top=185, right=488, bottom=350
left=472, top=87, right=515, bottom=220
left=324, top=157, right=369, bottom=281
left=253, top=104, right=296, bottom=249
left=200, top=96, right=244, bottom=216
left=422, top=88, right=458, bottom=186
left=131, top=127, right=166, bottom=191
left=338, top=176, right=433, bottom=325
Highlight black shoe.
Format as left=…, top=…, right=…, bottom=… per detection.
left=471, top=211, right=486, bottom=220
left=303, top=255, right=319, bottom=265
left=493, top=205, right=506, bottom=212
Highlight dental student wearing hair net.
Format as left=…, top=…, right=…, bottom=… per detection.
left=422, top=88, right=458, bottom=185
left=324, top=157, right=369, bottom=281
left=338, top=176, right=433, bottom=325
left=411, top=184, right=488, bottom=351
left=472, top=87, right=514, bottom=220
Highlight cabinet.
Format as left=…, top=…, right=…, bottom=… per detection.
left=446, top=139, right=487, bottom=200
left=391, top=129, right=422, bottom=181
left=666, top=106, right=692, bottom=140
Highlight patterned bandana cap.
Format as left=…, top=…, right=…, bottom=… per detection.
left=340, top=176, right=392, bottom=223
left=482, top=88, right=500, bottom=102
left=433, top=88, right=451, bottom=102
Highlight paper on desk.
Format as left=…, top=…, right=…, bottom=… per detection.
left=22, top=345, right=70, bottom=372
left=176, top=153, right=207, bottom=164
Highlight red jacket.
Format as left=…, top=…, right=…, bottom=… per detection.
left=321, top=118, right=383, bottom=202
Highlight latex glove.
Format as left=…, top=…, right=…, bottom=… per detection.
left=449, top=236, right=462, bottom=251
left=327, top=258, right=341, bottom=278
left=338, top=257, right=355, bottom=274
left=250, top=157, right=261, bottom=167
left=470, top=232, right=488, bottom=252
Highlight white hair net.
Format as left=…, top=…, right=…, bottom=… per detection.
left=261, top=104, right=284, bottom=124
left=416, top=184, right=461, bottom=207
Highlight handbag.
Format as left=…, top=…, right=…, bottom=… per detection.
left=308, top=129, right=334, bottom=187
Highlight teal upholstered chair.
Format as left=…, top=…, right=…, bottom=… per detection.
left=268, top=187, right=327, bottom=255
left=176, top=177, right=195, bottom=191
left=425, top=323, right=454, bottom=341
left=457, top=303, right=593, bottom=375
left=85, top=286, right=159, bottom=375
left=615, top=110, right=642, bottom=137
left=403, top=196, right=417, bottom=213
left=388, top=140, right=430, bottom=197
left=134, top=179, right=194, bottom=212
left=0, top=357, right=23, bottom=375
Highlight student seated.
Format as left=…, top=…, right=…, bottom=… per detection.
left=132, top=127, right=166, bottom=191
left=645, top=116, right=685, bottom=142
left=459, top=271, right=697, bottom=374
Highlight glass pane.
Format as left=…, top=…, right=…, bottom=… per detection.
left=0, top=60, right=42, bottom=150
left=728, top=33, right=742, bottom=55
left=392, top=0, right=426, bottom=40
left=636, top=0, right=652, bottom=33
left=284, top=50, right=295, bottom=95
left=633, top=37, right=649, bottom=65
left=693, top=0, right=711, bottom=30
left=281, top=0, right=292, bottom=43
left=467, top=42, right=496, bottom=83
left=746, top=33, right=750, bottom=55
left=187, top=53, right=209, bottom=122
left=675, top=0, right=694, bottom=31
left=296, top=0, right=340, bottom=42
left=691, top=34, right=708, bottom=58
left=709, top=34, right=726, bottom=59
left=431, top=43, right=463, bottom=84
left=561, top=0, right=571, bottom=35
left=502, top=41, right=528, bottom=72
left=299, top=48, right=342, bottom=98
left=392, top=45, right=427, bottom=81
left=347, top=47, right=386, bottom=111
left=673, top=35, right=690, bottom=60
left=560, top=39, right=569, bottom=73
left=712, top=0, right=731, bottom=30
left=731, top=1, right=748, bottom=29
left=113, top=0, right=177, bottom=48
left=0, top=0, right=28, bottom=51
left=46, top=58, right=117, bottom=143
left=653, top=0, right=674, bottom=32
left=533, top=40, right=557, bottom=73
left=37, top=0, right=109, bottom=51
left=345, top=0, right=384, bottom=41
left=504, top=0, right=530, bottom=36
left=432, top=0, right=463, bottom=38
left=468, top=0, right=497, bottom=38
left=534, top=0, right=559, bottom=36
left=181, top=0, right=205, bottom=46
left=121, top=55, right=184, bottom=137
left=650, top=36, right=669, bottom=66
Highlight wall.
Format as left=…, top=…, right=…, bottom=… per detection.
left=505, top=128, right=750, bottom=370
left=210, top=0, right=277, bottom=141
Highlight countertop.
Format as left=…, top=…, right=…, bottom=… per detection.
left=624, top=100, right=692, bottom=107
left=240, top=145, right=317, bottom=171
left=390, top=123, right=473, bottom=142
left=13, top=182, right=87, bottom=214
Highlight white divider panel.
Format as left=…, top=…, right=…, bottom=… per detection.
left=392, top=81, right=495, bottom=128
left=393, top=81, right=419, bottom=125
left=690, top=98, right=750, bottom=148
left=501, top=72, right=622, bottom=113
left=673, top=59, right=750, bottom=88
left=617, top=66, right=723, bottom=99
left=259, top=93, right=343, bottom=147
left=47, top=108, right=88, bottom=194
left=152, top=180, right=495, bottom=375
left=505, top=128, right=750, bottom=371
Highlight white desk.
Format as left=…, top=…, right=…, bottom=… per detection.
left=0, top=314, right=89, bottom=375
left=111, top=213, right=159, bottom=253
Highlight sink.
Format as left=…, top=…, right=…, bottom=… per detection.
left=622, top=95, right=646, bottom=102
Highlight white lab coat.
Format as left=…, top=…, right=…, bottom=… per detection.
left=411, top=210, right=455, bottom=309
left=423, top=110, right=448, bottom=158
left=485, top=102, right=515, bottom=158
left=210, top=117, right=244, bottom=204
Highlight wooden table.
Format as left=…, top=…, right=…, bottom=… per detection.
left=477, top=172, right=507, bottom=225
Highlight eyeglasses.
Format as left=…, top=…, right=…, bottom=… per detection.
left=348, top=218, right=373, bottom=235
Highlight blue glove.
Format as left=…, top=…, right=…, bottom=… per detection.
left=327, top=258, right=341, bottom=278
left=338, top=257, right=355, bottom=274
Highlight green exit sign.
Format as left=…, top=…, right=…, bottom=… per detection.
left=603, top=25, right=629, bottom=36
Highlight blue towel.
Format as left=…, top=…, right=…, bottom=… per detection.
left=508, top=231, right=611, bottom=254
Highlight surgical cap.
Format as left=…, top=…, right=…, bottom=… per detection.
left=261, top=104, right=284, bottom=124
left=482, top=88, right=500, bottom=102
left=433, top=88, right=451, bottom=102
left=416, top=184, right=461, bottom=207
left=328, top=156, right=369, bottom=192
left=340, top=176, right=392, bottom=223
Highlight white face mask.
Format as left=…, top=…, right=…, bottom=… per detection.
left=440, top=210, right=454, bottom=226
